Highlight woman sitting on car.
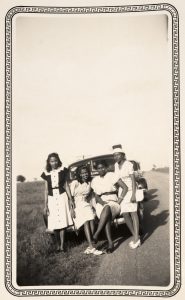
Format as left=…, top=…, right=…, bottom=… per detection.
left=91, top=160, right=128, bottom=253
left=70, top=165, right=103, bottom=255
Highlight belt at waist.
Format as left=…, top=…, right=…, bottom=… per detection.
left=99, top=191, right=117, bottom=196
left=52, top=187, right=59, bottom=189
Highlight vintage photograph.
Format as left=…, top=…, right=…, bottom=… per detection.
left=15, top=11, right=171, bottom=286
left=4, top=3, right=180, bottom=297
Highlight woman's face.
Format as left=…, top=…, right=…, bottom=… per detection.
left=49, top=156, right=59, bottom=170
left=80, top=168, right=89, bottom=182
left=97, top=163, right=106, bottom=177
left=113, top=152, right=124, bottom=163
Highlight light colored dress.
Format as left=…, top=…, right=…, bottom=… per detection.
left=91, top=172, right=121, bottom=219
left=114, top=161, right=137, bottom=213
left=41, top=167, right=73, bottom=231
left=70, top=180, right=95, bottom=229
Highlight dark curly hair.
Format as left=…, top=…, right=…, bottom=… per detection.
left=76, top=165, right=92, bottom=183
left=93, top=160, right=107, bottom=170
left=46, top=152, right=62, bottom=172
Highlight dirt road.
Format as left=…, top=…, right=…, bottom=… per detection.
left=93, top=171, right=170, bottom=286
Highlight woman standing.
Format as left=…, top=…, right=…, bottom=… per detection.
left=70, top=166, right=102, bottom=255
left=91, top=160, right=128, bottom=253
left=41, top=152, right=75, bottom=252
left=112, top=144, right=141, bottom=249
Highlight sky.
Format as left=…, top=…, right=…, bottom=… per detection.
left=14, top=13, right=171, bottom=180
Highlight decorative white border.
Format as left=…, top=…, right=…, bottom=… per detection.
left=5, top=3, right=180, bottom=297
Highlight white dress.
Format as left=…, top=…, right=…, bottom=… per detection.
left=91, top=172, right=121, bottom=219
left=42, top=168, right=73, bottom=231
left=70, top=180, right=95, bottom=229
left=114, top=161, right=137, bottom=213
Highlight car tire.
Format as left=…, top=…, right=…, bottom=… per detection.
left=137, top=177, right=148, bottom=190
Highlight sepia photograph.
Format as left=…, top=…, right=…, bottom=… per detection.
left=3, top=1, right=181, bottom=298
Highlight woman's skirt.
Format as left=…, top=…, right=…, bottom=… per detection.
left=95, top=201, right=121, bottom=220
left=73, top=199, right=95, bottom=230
left=119, top=190, right=138, bottom=214
left=47, top=190, right=73, bottom=230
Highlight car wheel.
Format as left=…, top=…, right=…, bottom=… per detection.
left=138, top=178, right=148, bottom=190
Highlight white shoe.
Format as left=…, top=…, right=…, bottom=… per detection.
left=91, top=248, right=103, bottom=256
left=84, top=247, right=103, bottom=255
left=84, top=247, right=92, bottom=254
left=129, top=239, right=141, bottom=249
left=129, top=240, right=134, bottom=246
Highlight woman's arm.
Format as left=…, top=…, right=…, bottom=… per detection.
left=130, top=174, right=136, bottom=203
left=44, top=181, right=49, bottom=215
left=116, top=179, right=128, bottom=204
left=85, top=188, right=93, bottom=202
left=64, top=181, right=76, bottom=218
left=93, top=192, right=107, bottom=206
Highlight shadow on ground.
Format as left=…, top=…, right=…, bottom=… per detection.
left=109, top=188, right=169, bottom=249
left=141, top=188, right=169, bottom=242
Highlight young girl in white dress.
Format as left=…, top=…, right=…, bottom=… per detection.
left=70, top=166, right=102, bottom=255
left=41, top=153, right=75, bottom=252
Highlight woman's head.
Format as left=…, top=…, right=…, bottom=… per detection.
left=76, top=165, right=91, bottom=183
left=112, top=144, right=125, bottom=163
left=46, top=153, right=62, bottom=172
left=113, top=152, right=125, bottom=164
left=94, top=160, right=107, bottom=177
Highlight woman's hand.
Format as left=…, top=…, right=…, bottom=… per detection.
left=94, top=193, right=106, bottom=206
left=44, top=206, right=49, bottom=216
left=69, top=200, right=76, bottom=218
left=70, top=199, right=75, bottom=209
left=100, top=200, right=107, bottom=206
left=130, top=174, right=136, bottom=203
left=130, top=195, right=136, bottom=203
left=118, top=197, right=124, bottom=205
left=70, top=207, right=76, bottom=219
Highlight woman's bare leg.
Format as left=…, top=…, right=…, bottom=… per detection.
left=105, top=219, right=113, bottom=249
left=84, top=221, right=94, bottom=249
left=90, top=219, right=95, bottom=235
left=59, top=229, right=65, bottom=250
left=55, top=229, right=60, bottom=250
left=93, top=206, right=112, bottom=241
left=130, top=212, right=140, bottom=242
left=122, top=213, right=135, bottom=236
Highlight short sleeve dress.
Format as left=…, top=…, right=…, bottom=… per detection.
left=41, top=166, right=73, bottom=231
left=114, top=161, right=137, bottom=213
left=91, top=172, right=121, bottom=219
left=70, top=180, right=95, bottom=230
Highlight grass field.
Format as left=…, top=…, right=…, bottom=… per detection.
left=17, top=181, right=103, bottom=285
left=17, top=181, right=129, bottom=286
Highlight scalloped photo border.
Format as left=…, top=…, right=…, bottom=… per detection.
left=5, top=3, right=180, bottom=297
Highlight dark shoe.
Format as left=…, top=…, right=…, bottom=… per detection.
left=106, top=246, right=114, bottom=254
left=93, top=236, right=98, bottom=244
left=56, top=247, right=66, bottom=253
